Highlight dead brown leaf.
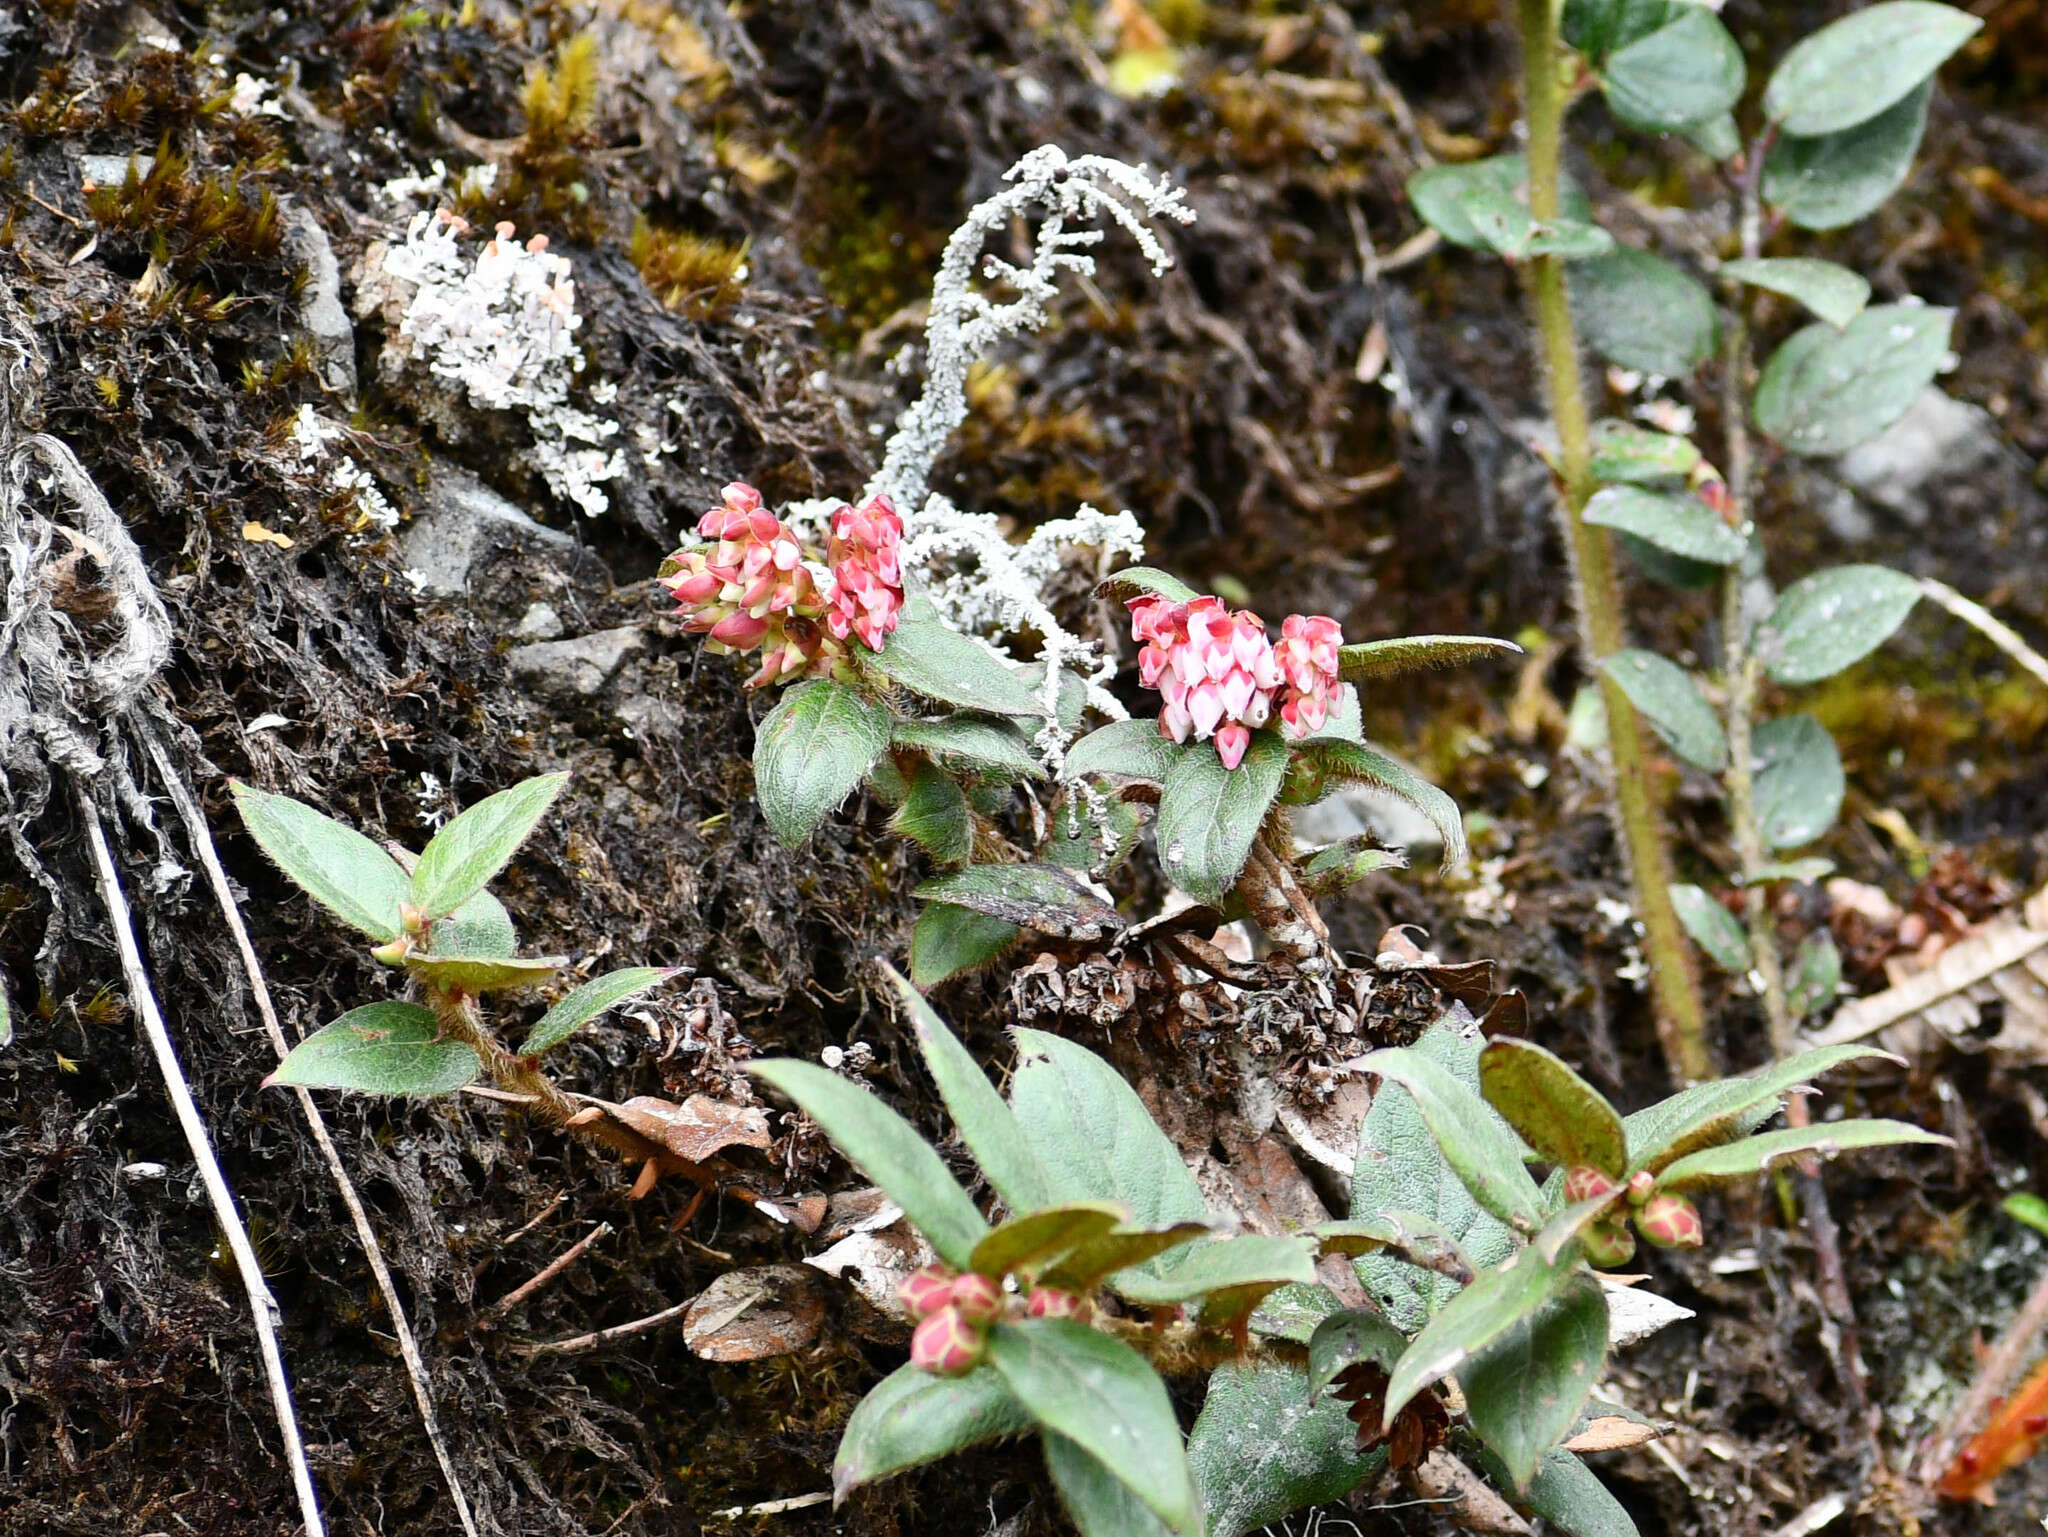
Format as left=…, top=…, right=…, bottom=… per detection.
left=682, top=1266, right=826, bottom=1362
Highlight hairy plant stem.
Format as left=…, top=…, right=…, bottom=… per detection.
left=1717, top=132, right=1869, bottom=1417
left=1517, top=0, right=1710, bottom=1082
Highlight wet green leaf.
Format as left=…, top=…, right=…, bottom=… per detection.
left=1335, top=635, right=1523, bottom=683
left=1669, top=883, right=1749, bottom=972
left=1355, top=1045, right=1544, bottom=1232
left=1588, top=420, right=1701, bottom=482
left=1571, top=249, right=1715, bottom=377
left=1657, top=1118, right=1948, bottom=1190
left=1752, top=713, right=1845, bottom=849
left=1046, top=1434, right=1178, bottom=1537
left=1754, top=306, right=1953, bottom=456
left=892, top=716, right=1044, bottom=781
left=1293, top=741, right=1466, bottom=870
left=1582, top=487, right=1742, bottom=565
left=1765, top=81, right=1932, bottom=230
left=1786, top=930, right=1844, bottom=1019
left=267, top=1002, right=478, bottom=1096
left=1623, top=1042, right=1903, bottom=1172
left=1764, top=1, right=1980, bottom=135
left=915, top=863, right=1123, bottom=940
left=1720, top=257, right=1871, bottom=328
left=985, top=1320, right=1198, bottom=1532
left=1065, top=718, right=1191, bottom=783
left=1189, top=1362, right=1385, bottom=1537
left=971, top=1203, right=1128, bottom=1280
left=1462, top=1270, right=1609, bottom=1489
left=1758, top=565, right=1923, bottom=684
left=1385, top=1247, right=1574, bottom=1423
left=1600, top=650, right=1727, bottom=773
left=1602, top=7, right=1744, bottom=132
left=890, top=758, right=973, bottom=866
left=909, top=902, right=1021, bottom=986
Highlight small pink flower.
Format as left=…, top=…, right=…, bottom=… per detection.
left=660, top=482, right=838, bottom=687
left=1215, top=722, right=1250, bottom=770
left=948, top=1271, right=1003, bottom=1326
left=1634, top=1192, right=1704, bottom=1249
left=1274, top=614, right=1342, bottom=741
left=1026, top=1286, right=1087, bottom=1321
left=825, top=495, right=906, bottom=652
left=910, top=1305, right=986, bottom=1375
left=898, top=1265, right=957, bottom=1322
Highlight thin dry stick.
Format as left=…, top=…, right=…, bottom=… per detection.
left=144, top=736, right=481, bottom=1537
left=1917, top=577, right=2048, bottom=692
left=518, top=1297, right=693, bottom=1358
left=78, top=792, right=327, bottom=1537
left=481, top=1221, right=613, bottom=1324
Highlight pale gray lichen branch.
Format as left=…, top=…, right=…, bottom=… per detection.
left=866, top=145, right=1193, bottom=511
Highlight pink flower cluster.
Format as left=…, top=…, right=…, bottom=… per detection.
left=899, top=1264, right=1088, bottom=1375
left=660, top=484, right=905, bottom=689
left=824, top=495, right=906, bottom=651
left=1129, top=595, right=1344, bottom=769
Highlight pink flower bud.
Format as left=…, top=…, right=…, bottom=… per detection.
left=1563, top=1166, right=1620, bottom=1205
left=910, top=1305, right=986, bottom=1375
left=1635, top=1192, right=1704, bottom=1249
left=948, top=1271, right=1003, bottom=1326
left=1215, top=722, right=1251, bottom=770
left=1026, top=1286, right=1086, bottom=1321
left=1580, top=1219, right=1637, bottom=1268
left=898, top=1264, right=957, bottom=1322
left=708, top=610, right=771, bottom=650
left=1626, top=1170, right=1657, bottom=1206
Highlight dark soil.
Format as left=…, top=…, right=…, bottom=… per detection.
left=5, top=2, right=2048, bottom=1534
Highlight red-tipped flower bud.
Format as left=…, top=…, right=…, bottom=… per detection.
left=1026, top=1286, right=1086, bottom=1321
left=898, top=1265, right=956, bottom=1322
left=1579, top=1219, right=1638, bottom=1269
left=1563, top=1166, right=1620, bottom=1205
left=1626, top=1170, right=1657, bottom=1206
left=948, top=1271, right=1003, bottom=1326
left=910, top=1305, right=986, bottom=1375
left=1635, top=1192, right=1704, bottom=1249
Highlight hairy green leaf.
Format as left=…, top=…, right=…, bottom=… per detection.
left=1600, top=650, right=1727, bottom=772
left=1190, top=1362, right=1385, bottom=1537
left=410, top=773, right=568, bottom=920
left=1124, top=1233, right=1316, bottom=1311
left=1335, top=635, right=1523, bottom=683
left=1046, top=1434, right=1178, bottom=1537
left=1758, top=565, right=1922, bottom=684
left=403, top=952, right=563, bottom=994
left=749, top=1059, right=989, bottom=1268
left=1513, top=1449, right=1644, bottom=1537
left=984, top=1320, right=1198, bottom=1532
left=754, top=681, right=892, bottom=846
left=1787, top=930, right=1844, bottom=1019
left=1356, top=1045, right=1545, bottom=1232
left=867, top=609, right=1044, bottom=716
left=1764, top=1, right=1980, bottom=136
left=519, top=966, right=676, bottom=1055
left=1462, top=1271, right=1609, bottom=1489
left=1406, top=155, right=1592, bottom=251
left=971, top=1204, right=1128, bottom=1280
left=1040, top=1222, right=1214, bottom=1295
left=1385, top=1247, right=1574, bottom=1424
left=909, top=902, right=1021, bottom=987
left=1582, top=487, right=1742, bottom=565
left=231, top=781, right=411, bottom=941
left=267, top=1002, right=478, bottom=1096
left=1065, top=718, right=1191, bottom=783
left=1752, top=713, right=1845, bottom=849
left=1307, top=1309, right=1410, bottom=1397
left=1480, top=1038, right=1627, bottom=1178
left=915, top=863, right=1123, bottom=940
left=892, top=716, right=1044, bottom=781
left=1295, top=741, right=1466, bottom=870
left=833, top=1363, right=1032, bottom=1502
left=1623, top=1042, right=1902, bottom=1173
left=890, top=759, right=974, bottom=866
left=1657, top=1118, right=1949, bottom=1190
left=1095, top=566, right=1201, bottom=605
left=1754, top=306, right=1953, bottom=456
left=436, top=890, right=518, bottom=958
left=1155, top=729, right=1289, bottom=904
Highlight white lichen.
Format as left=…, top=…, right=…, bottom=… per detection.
left=290, top=405, right=398, bottom=531
left=865, top=145, right=1193, bottom=760
left=379, top=210, right=623, bottom=516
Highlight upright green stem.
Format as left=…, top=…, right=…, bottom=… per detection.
left=1716, top=147, right=1797, bottom=1064
left=1517, top=0, right=1711, bottom=1082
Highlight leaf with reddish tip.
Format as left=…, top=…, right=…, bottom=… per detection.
left=1479, top=1038, right=1627, bottom=1178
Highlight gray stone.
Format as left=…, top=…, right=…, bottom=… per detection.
left=1835, top=387, right=2005, bottom=526
left=401, top=469, right=596, bottom=598
left=514, top=601, right=565, bottom=640
left=507, top=627, right=646, bottom=699
left=281, top=203, right=356, bottom=394
left=1291, top=781, right=1443, bottom=855
left=80, top=153, right=153, bottom=188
